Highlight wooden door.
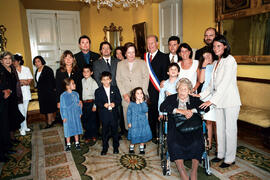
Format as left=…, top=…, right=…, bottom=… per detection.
left=27, top=10, right=81, bottom=74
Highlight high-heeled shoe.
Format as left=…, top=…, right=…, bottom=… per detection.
left=211, top=157, right=224, bottom=163
left=219, top=162, right=235, bottom=168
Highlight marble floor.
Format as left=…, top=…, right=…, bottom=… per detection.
left=0, top=121, right=270, bottom=180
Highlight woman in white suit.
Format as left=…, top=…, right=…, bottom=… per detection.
left=198, top=35, right=241, bottom=168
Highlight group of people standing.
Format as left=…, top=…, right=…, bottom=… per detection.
left=0, top=27, right=241, bottom=180
left=0, top=52, right=33, bottom=162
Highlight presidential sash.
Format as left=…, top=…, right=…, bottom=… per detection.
left=144, top=52, right=160, bottom=92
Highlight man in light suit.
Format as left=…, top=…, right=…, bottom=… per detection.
left=116, top=42, right=149, bottom=130
left=93, top=41, right=119, bottom=87
left=146, top=35, right=170, bottom=143
left=75, top=35, right=100, bottom=72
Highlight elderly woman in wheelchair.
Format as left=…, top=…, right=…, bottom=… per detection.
left=160, top=78, right=209, bottom=180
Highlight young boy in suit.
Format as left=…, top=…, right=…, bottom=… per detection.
left=95, top=71, right=122, bottom=155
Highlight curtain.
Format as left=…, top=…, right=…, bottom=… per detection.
left=263, top=13, right=270, bottom=55
left=249, top=13, right=268, bottom=56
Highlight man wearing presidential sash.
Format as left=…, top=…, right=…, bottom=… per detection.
left=145, top=35, right=170, bottom=143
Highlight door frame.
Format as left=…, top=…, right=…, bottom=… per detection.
left=26, top=9, right=81, bottom=74
left=159, top=0, right=183, bottom=53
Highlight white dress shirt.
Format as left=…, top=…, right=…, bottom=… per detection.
left=149, top=50, right=158, bottom=59
left=103, top=56, right=111, bottom=65
left=169, top=53, right=178, bottom=63
left=104, top=86, right=111, bottom=104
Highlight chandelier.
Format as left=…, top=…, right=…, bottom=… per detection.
left=81, top=0, right=144, bottom=9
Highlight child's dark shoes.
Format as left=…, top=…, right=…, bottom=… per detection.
left=75, top=144, right=81, bottom=150
left=65, top=145, right=71, bottom=151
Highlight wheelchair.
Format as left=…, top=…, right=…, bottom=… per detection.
left=157, top=114, right=171, bottom=176
left=157, top=114, right=212, bottom=176
left=201, top=120, right=212, bottom=175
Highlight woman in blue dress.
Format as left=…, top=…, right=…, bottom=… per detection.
left=127, top=87, right=152, bottom=154
left=60, top=78, right=83, bottom=151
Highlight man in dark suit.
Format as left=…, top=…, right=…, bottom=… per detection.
left=167, top=36, right=180, bottom=63
left=146, top=35, right=170, bottom=143
left=95, top=71, right=122, bottom=155
left=75, top=35, right=100, bottom=71
left=93, top=41, right=119, bottom=87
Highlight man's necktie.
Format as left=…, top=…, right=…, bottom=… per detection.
left=106, top=59, right=111, bottom=71
left=171, top=55, right=175, bottom=63
left=150, top=54, right=152, bottom=62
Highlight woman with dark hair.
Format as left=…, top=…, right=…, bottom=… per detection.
left=0, top=51, right=24, bottom=144
left=13, top=54, right=33, bottom=135
left=56, top=50, right=82, bottom=107
left=33, top=56, right=57, bottom=128
left=114, top=46, right=125, bottom=61
left=116, top=42, right=149, bottom=130
left=199, top=35, right=241, bottom=168
left=177, top=43, right=200, bottom=92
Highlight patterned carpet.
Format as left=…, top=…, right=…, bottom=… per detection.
left=1, top=124, right=270, bottom=180
left=75, top=139, right=220, bottom=180
left=0, top=133, right=32, bottom=180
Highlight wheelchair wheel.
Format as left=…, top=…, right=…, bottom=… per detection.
left=162, top=160, right=167, bottom=175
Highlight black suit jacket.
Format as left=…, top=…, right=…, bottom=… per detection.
left=35, top=65, right=57, bottom=113
left=148, top=50, right=170, bottom=104
left=95, top=85, right=122, bottom=122
left=93, top=57, right=119, bottom=87
left=55, top=68, right=83, bottom=103
left=160, top=94, right=210, bottom=114
left=75, top=51, right=100, bottom=71
left=35, top=66, right=56, bottom=95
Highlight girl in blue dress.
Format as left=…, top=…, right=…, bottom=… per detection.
left=60, top=78, right=83, bottom=151
left=199, top=49, right=217, bottom=150
left=127, top=87, right=152, bottom=154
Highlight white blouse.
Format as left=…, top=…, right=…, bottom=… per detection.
left=178, top=60, right=199, bottom=88
left=17, top=66, right=33, bottom=101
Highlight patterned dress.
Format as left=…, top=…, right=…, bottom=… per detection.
left=60, top=91, right=83, bottom=138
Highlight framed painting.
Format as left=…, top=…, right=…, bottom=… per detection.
left=132, top=22, right=147, bottom=58
left=0, top=25, right=7, bottom=52
left=222, top=0, right=250, bottom=14
left=263, top=0, right=270, bottom=4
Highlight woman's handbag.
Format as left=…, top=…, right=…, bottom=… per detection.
left=168, top=113, right=202, bottom=133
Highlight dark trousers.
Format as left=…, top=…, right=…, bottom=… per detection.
left=118, top=105, right=125, bottom=134
left=82, top=102, right=97, bottom=139
left=148, top=102, right=159, bottom=139
left=148, top=88, right=159, bottom=139
left=101, top=112, right=119, bottom=150
left=0, top=99, right=11, bottom=154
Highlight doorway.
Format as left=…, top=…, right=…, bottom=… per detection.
left=27, top=10, right=81, bottom=74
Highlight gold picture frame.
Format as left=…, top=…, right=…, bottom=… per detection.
left=132, top=22, right=147, bottom=58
